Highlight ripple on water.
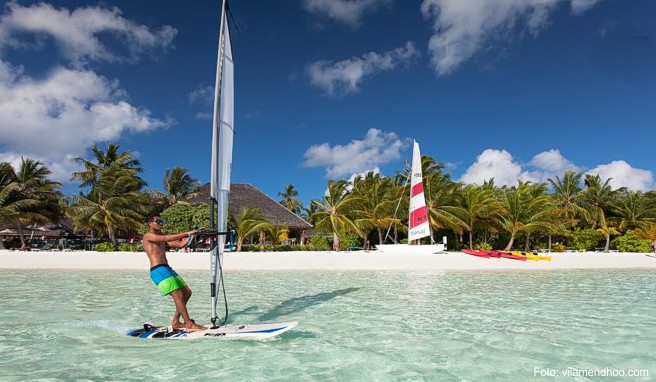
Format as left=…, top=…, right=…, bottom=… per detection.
left=0, top=269, right=654, bottom=381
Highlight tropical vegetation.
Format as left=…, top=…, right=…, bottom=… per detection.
left=3, top=144, right=656, bottom=253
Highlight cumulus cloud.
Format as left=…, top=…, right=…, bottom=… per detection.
left=459, top=149, right=525, bottom=186
left=420, top=0, right=604, bottom=76
left=587, top=161, right=654, bottom=191
left=459, top=148, right=654, bottom=191
left=0, top=1, right=176, bottom=65
left=0, top=2, right=175, bottom=183
left=308, top=42, right=419, bottom=95
left=0, top=61, right=168, bottom=182
left=524, top=149, right=581, bottom=183
left=304, top=128, right=407, bottom=178
left=303, top=0, right=391, bottom=27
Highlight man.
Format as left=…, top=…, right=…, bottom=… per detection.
left=142, top=213, right=205, bottom=332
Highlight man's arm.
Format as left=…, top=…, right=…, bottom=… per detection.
left=143, top=230, right=197, bottom=244
left=168, top=236, right=191, bottom=249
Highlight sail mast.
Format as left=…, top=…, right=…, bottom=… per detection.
left=210, top=0, right=234, bottom=327
left=408, top=140, right=430, bottom=243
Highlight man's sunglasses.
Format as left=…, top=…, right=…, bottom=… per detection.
left=152, top=219, right=164, bottom=225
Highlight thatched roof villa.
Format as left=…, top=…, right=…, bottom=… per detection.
left=187, top=183, right=313, bottom=244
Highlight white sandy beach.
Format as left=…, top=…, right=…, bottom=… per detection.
left=1, top=250, right=655, bottom=271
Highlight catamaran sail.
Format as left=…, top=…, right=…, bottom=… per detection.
left=376, top=140, right=446, bottom=254
left=209, top=0, right=234, bottom=328
left=408, top=141, right=430, bottom=242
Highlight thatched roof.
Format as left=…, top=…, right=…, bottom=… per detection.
left=187, top=183, right=312, bottom=230
left=0, top=219, right=83, bottom=237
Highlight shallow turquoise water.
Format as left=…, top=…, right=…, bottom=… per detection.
left=0, top=269, right=654, bottom=381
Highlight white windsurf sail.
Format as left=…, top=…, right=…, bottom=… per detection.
left=407, top=140, right=430, bottom=243
left=209, top=0, right=234, bottom=327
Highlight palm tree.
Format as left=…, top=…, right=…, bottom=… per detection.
left=278, top=184, right=303, bottom=214
left=313, top=180, right=362, bottom=250
left=163, top=167, right=200, bottom=205
left=449, top=184, right=503, bottom=249
left=424, top=170, right=466, bottom=244
left=68, top=145, right=148, bottom=244
left=301, top=201, right=321, bottom=226
left=609, top=190, right=656, bottom=232
left=232, top=207, right=272, bottom=251
left=267, top=225, right=290, bottom=246
left=350, top=172, right=399, bottom=245
left=547, top=170, right=586, bottom=230
left=66, top=168, right=148, bottom=245
left=497, top=181, right=554, bottom=250
left=71, top=143, right=144, bottom=191
left=580, top=174, right=616, bottom=230
left=11, top=158, right=62, bottom=248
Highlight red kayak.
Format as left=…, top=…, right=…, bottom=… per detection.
left=486, top=250, right=502, bottom=258
left=462, top=249, right=490, bottom=258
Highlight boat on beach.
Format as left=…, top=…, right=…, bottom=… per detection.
left=376, top=140, right=446, bottom=255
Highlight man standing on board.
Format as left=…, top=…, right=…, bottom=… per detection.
left=142, top=213, right=205, bottom=332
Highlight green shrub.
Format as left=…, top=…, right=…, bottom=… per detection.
left=309, top=235, right=330, bottom=251
left=553, top=244, right=567, bottom=253
left=119, top=243, right=143, bottom=252
left=611, top=233, right=651, bottom=253
left=571, top=229, right=603, bottom=251
left=339, top=233, right=362, bottom=251
left=474, top=242, right=492, bottom=250
left=95, top=242, right=116, bottom=252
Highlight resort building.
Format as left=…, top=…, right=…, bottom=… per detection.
left=187, top=183, right=313, bottom=245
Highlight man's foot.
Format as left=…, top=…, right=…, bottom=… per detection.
left=184, top=323, right=206, bottom=332
left=172, top=322, right=185, bottom=330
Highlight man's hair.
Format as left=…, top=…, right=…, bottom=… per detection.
left=145, top=213, right=161, bottom=223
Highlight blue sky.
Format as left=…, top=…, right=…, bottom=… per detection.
left=0, top=0, right=654, bottom=206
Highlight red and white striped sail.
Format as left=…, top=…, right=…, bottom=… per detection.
left=408, top=141, right=430, bottom=242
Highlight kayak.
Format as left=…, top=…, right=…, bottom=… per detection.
left=493, top=251, right=527, bottom=261
left=461, top=249, right=490, bottom=258
left=507, top=250, right=552, bottom=261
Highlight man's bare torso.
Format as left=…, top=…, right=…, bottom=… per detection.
left=143, top=232, right=169, bottom=268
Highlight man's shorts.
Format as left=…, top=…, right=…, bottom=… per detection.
left=150, top=264, right=187, bottom=295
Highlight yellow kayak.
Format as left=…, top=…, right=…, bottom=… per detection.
left=507, top=251, right=552, bottom=261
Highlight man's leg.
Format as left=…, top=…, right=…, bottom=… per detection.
left=170, top=288, right=204, bottom=331
left=171, top=286, right=192, bottom=328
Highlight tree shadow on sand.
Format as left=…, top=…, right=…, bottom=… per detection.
left=230, top=287, right=360, bottom=322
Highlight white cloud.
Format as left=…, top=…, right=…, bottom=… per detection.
left=571, top=0, right=602, bottom=14
left=308, top=41, right=419, bottom=95
left=304, top=128, right=407, bottom=178
left=524, top=149, right=581, bottom=183
left=420, top=0, right=603, bottom=76
left=459, top=148, right=654, bottom=191
left=189, top=83, right=213, bottom=105
left=587, top=161, right=654, bottom=191
left=459, top=149, right=525, bottom=186
left=0, top=3, right=174, bottom=184
left=303, top=0, right=391, bottom=27
left=0, top=60, right=169, bottom=183
left=0, top=1, right=176, bottom=65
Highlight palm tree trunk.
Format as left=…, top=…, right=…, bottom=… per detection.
left=108, top=226, right=116, bottom=247
left=18, top=225, right=26, bottom=249
left=333, top=232, right=340, bottom=251
left=504, top=234, right=516, bottom=251
left=469, top=231, right=473, bottom=249
left=548, top=234, right=552, bottom=251
left=525, top=233, right=530, bottom=251
left=377, top=227, right=383, bottom=245
left=604, top=234, right=610, bottom=251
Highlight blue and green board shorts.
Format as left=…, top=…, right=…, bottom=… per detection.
left=150, top=264, right=187, bottom=295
